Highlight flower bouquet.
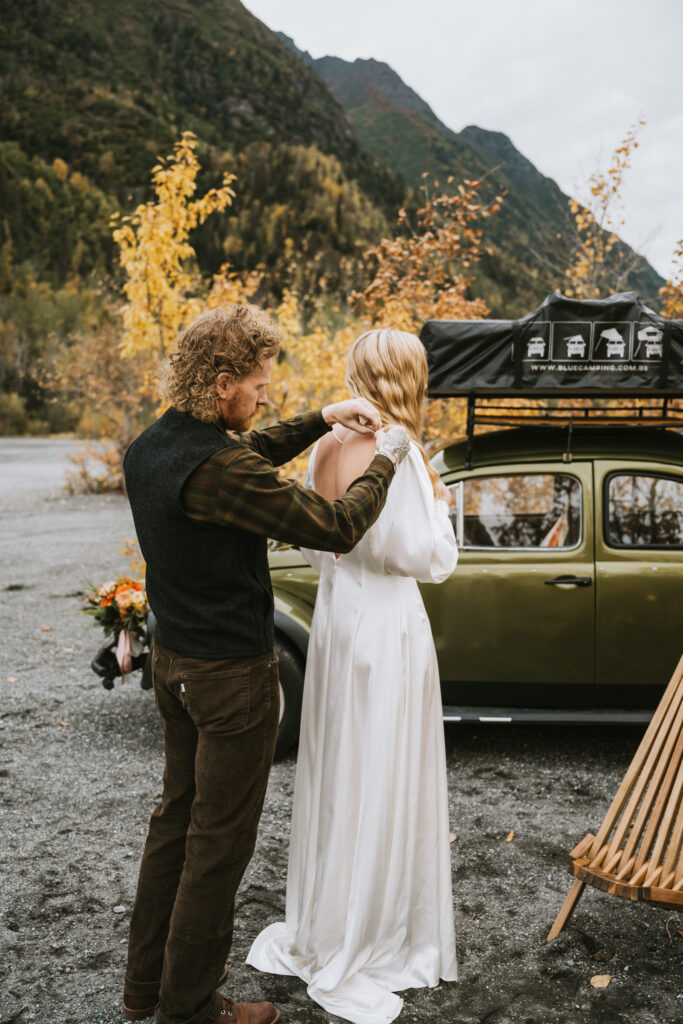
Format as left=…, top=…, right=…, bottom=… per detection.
left=83, top=577, right=150, bottom=686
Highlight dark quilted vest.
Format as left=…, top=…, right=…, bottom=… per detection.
left=123, top=407, right=273, bottom=659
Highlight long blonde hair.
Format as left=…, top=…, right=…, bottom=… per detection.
left=345, top=328, right=440, bottom=495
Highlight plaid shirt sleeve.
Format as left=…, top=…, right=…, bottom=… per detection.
left=182, top=414, right=395, bottom=552
left=237, top=410, right=330, bottom=466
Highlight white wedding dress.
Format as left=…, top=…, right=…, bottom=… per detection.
left=247, top=441, right=458, bottom=1024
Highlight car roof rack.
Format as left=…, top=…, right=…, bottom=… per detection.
left=420, top=292, right=683, bottom=468
left=462, top=395, right=683, bottom=469
left=465, top=394, right=683, bottom=429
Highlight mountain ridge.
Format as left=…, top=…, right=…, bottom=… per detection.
left=0, top=0, right=408, bottom=294
left=0, top=1, right=663, bottom=315
left=278, top=32, right=662, bottom=312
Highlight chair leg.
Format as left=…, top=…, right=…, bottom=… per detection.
left=548, top=878, right=585, bottom=941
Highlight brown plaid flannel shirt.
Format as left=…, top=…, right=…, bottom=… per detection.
left=181, top=410, right=395, bottom=552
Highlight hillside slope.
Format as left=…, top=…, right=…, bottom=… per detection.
left=1, top=1, right=399, bottom=204
left=0, top=0, right=403, bottom=290
left=0, top=1, right=663, bottom=314
left=282, top=37, right=663, bottom=312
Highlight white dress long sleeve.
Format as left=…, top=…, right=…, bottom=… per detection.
left=246, top=442, right=458, bottom=1024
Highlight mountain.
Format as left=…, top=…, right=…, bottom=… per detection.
left=2, top=1, right=400, bottom=206
left=0, top=0, right=404, bottom=291
left=0, top=1, right=663, bottom=312
left=284, top=44, right=486, bottom=186
left=280, top=35, right=663, bottom=314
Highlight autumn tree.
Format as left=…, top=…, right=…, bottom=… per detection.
left=56, top=132, right=253, bottom=490
left=58, top=142, right=503, bottom=489
left=112, top=131, right=236, bottom=374
left=54, top=317, right=152, bottom=492
left=352, top=176, right=501, bottom=331
left=659, top=238, right=683, bottom=317
left=351, top=176, right=503, bottom=449
left=564, top=121, right=646, bottom=299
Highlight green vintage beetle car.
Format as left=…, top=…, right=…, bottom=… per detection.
left=270, top=425, right=683, bottom=755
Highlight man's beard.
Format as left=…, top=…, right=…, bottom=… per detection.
left=220, top=407, right=255, bottom=432
left=235, top=412, right=255, bottom=432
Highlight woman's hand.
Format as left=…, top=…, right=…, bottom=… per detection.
left=322, top=398, right=382, bottom=434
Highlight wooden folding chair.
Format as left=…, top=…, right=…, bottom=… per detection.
left=548, top=652, right=683, bottom=941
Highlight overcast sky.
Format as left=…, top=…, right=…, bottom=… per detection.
left=244, top=0, right=682, bottom=280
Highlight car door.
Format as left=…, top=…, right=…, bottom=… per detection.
left=595, top=460, right=683, bottom=700
left=421, top=461, right=595, bottom=707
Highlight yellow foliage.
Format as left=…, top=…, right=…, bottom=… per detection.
left=63, top=442, right=126, bottom=494
left=120, top=538, right=147, bottom=580
left=564, top=121, right=644, bottom=299
left=258, top=178, right=502, bottom=461
left=105, top=137, right=498, bottom=486
left=112, top=131, right=236, bottom=371
left=659, top=239, right=683, bottom=318
left=206, top=263, right=262, bottom=310
left=352, top=179, right=498, bottom=333
left=34, top=177, right=54, bottom=201
left=255, top=289, right=353, bottom=477
left=69, top=171, right=92, bottom=193
left=350, top=177, right=500, bottom=449
left=52, top=157, right=69, bottom=181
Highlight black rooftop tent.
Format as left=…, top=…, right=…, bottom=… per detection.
left=420, top=292, right=683, bottom=467
left=421, top=291, right=683, bottom=399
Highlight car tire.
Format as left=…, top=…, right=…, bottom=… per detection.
left=274, top=632, right=305, bottom=760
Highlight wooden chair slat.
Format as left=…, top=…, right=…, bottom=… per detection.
left=549, top=653, right=683, bottom=941
left=615, top=855, right=636, bottom=882
left=629, top=862, right=650, bottom=887
left=588, top=844, right=609, bottom=869
left=644, top=866, right=662, bottom=887
left=661, top=801, right=683, bottom=880
left=630, top=708, right=683, bottom=874
left=589, top=659, right=683, bottom=861
left=674, top=834, right=683, bottom=887
left=609, top=696, right=683, bottom=869
left=605, top=850, right=622, bottom=873
left=568, top=834, right=594, bottom=860
left=644, top=735, right=683, bottom=877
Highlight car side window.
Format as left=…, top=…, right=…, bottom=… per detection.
left=605, top=473, right=683, bottom=549
left=448, top=473, right=581, bottom=549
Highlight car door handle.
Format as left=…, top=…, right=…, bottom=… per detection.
left=544, top=575, right=593, bottom=587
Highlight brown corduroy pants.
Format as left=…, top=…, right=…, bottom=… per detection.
left=124, top=641, right=280, bottom=1024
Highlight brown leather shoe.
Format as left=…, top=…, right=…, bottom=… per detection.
left=123, top=966, right=229, bottom=1020
left=122, top=991, right=157, bottom=1022
left=212, top=996, right=280, bottom=1024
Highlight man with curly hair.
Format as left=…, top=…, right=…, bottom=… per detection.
left=121, top=305, right=409, bottom=1024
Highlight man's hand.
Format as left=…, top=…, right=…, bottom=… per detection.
left=321, top=398, right=382, bottom=434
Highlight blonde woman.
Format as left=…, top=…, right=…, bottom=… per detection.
left=247, top=329, right=458, bottom=1024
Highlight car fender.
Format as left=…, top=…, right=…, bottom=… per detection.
left=273, top=591, right=313, bottom=661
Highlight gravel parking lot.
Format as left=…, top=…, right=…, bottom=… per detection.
left=0, top=440, right=681, bottom=1024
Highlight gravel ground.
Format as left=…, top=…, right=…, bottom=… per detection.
left=0, top=440, right=681, bottom=1024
